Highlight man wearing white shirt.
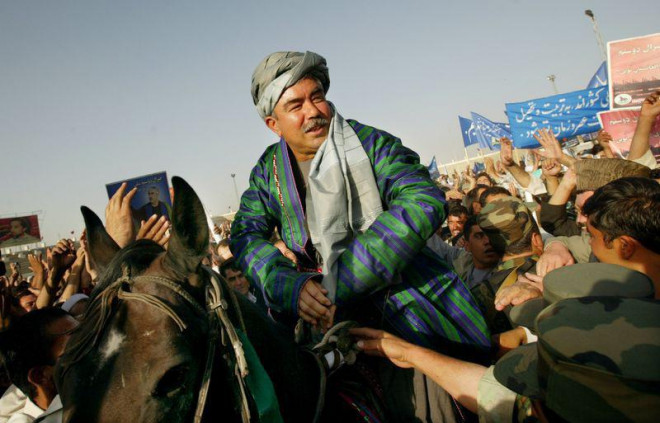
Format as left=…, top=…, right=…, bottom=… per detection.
left=0, top=309, right=77, bottom=423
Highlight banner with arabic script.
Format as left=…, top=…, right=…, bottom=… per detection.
left=505, top=87, right=609, bottom=148
left=598, top=110, right=660, bottom=163
left=608, top=33, right=660, bottom=110
left=106, top=171, right=172, bottom=224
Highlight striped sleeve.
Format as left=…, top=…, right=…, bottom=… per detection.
left=230, top=150, right=317, bottom=315
left=334, top=127, right=448, bottom=306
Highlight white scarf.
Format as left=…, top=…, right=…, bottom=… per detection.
left=305, top=108, right=383, bottom=301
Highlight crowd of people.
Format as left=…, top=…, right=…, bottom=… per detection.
left=0, top=50, right=658, bottom=422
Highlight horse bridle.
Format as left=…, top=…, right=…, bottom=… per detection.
left=106, top=266, right=253, bottom=423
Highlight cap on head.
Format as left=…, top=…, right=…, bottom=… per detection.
left=477, top=196, right=534, bottom=254
left=251, top=51, right=330, bottom=119
left=574, top=158, right=651, bottom=191
left=494, top=297, right=660, bottom=422
left=509, top=263, right=655, bottom=330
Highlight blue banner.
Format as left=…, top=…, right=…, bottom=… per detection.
left=428, top=156, right=440, bottom=180
left=471, top=112, right=510, bottom=151
left=459, top=116, right=478, bottom=147
left=505, top=87, right=609, bottom=148
left=587, top=61, right=607, bottom=89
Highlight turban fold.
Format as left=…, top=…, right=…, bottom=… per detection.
left=251, top=51, right=330, bottom=119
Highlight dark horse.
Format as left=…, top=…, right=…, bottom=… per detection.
left=55, top=177, right=382, bottom=423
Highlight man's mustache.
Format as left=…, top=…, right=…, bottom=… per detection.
left=303, top=117, right=330, bottom=133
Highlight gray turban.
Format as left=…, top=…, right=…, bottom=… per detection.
left=251, top=51, right=330, bottom=119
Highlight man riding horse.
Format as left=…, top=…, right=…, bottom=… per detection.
left=230, top=50, right=491, bottom=421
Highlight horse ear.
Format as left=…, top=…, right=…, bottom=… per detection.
left=81, top=206, right=120, bottom=274
left=163, top=177, right=209, bottom=285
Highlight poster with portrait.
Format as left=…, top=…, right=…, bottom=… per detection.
left=607, top=33, right=660, bottom=110
left=106, top=172, right=172, bottom=224
left=0, top=215, right=41, bottom=247
left=597, top=110, right=660, bottom=162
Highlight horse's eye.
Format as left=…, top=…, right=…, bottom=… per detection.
left=153, top=364, right=189, bottom=398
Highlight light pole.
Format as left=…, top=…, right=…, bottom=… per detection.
left=231, top=173, right=240, bottom=210
left=547, top=74, right=558, bottom=94
left=585, top=10, right=607, bottom=60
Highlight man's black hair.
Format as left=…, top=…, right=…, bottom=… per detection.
left=478, top=186, right=510, bottom=207
left=0, top=307, right=71, bottom=399
left=650, top=167, right=660, bottom=180
left=582, top=177, right=660, bottom=254
left=447, top=204, right=469, bottom=218
left=475, top=172, right=494, bottom=185
left=10, top=288, right=34, bottom=307
left=219, top=257, right=241, bottom=278
left=462, top=215, right=480, bottom=241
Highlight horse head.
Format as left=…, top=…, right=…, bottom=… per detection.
left=56, top=177, right=224, bottom=423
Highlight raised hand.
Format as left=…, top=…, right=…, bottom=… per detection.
left=80, top=229, right=98, bottom=282
left=533, top=128, right=563, bottom=161
left=137, top=215, right=170, bottom=248
left=445, top=189, right=465, bottom=201
left=541, top=158, right=561, bottom=177
left=105, top=182, right=138, bottom=248
left=596, top=129, right=613, bottom=145
left=640, top=90, right=660, bottom=119
left=51, top=239, right=76, bottom=273
left=484, top=157, right=496, bottom=174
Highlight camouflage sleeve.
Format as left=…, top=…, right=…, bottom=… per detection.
left=544, top=232, right=592, bottom=264
left=477, top=366, right=517, bottom=423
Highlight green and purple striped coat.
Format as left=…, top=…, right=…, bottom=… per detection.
left=231, top=120, right=490, bottom=353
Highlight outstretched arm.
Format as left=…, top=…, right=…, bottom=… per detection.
left=351, top=327, right=486, bottom=413
left=499, top=137, right=531, bottom=187
left=629, top=90, right=660, bottom=161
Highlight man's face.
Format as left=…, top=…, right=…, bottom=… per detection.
left=39, top=315, right=79, bottom=401
left=586, top=219, right=617, bottom=264
left=476, top=176, right=492, bottom=186
left=447, top=214, right=468, bottom=237
left=265, top=78, right=332, bottom=161
left=148, top=189, right=159, bottom=206
left=224, top=268, right=250, bottom=296
left=575, top=191, right=594, bottom=227
left=465, top=225, right=500, bottom=268
left=18, top=294, right=37, bottom=314
left=9, top=221, right=25, bottom=237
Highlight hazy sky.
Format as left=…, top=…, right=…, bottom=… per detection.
left=1, top=0, right=658, bottom=244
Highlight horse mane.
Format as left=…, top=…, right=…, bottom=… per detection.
left=57, top=240, right=167, bottom=378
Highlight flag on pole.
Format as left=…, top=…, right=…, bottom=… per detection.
left=428, top=156, right=440, bottom=180
left=459, top=116, right=478, bottom=147
left=471, top=112, right=510, bottom=151
left=587, top=61, right=608, bottom=89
